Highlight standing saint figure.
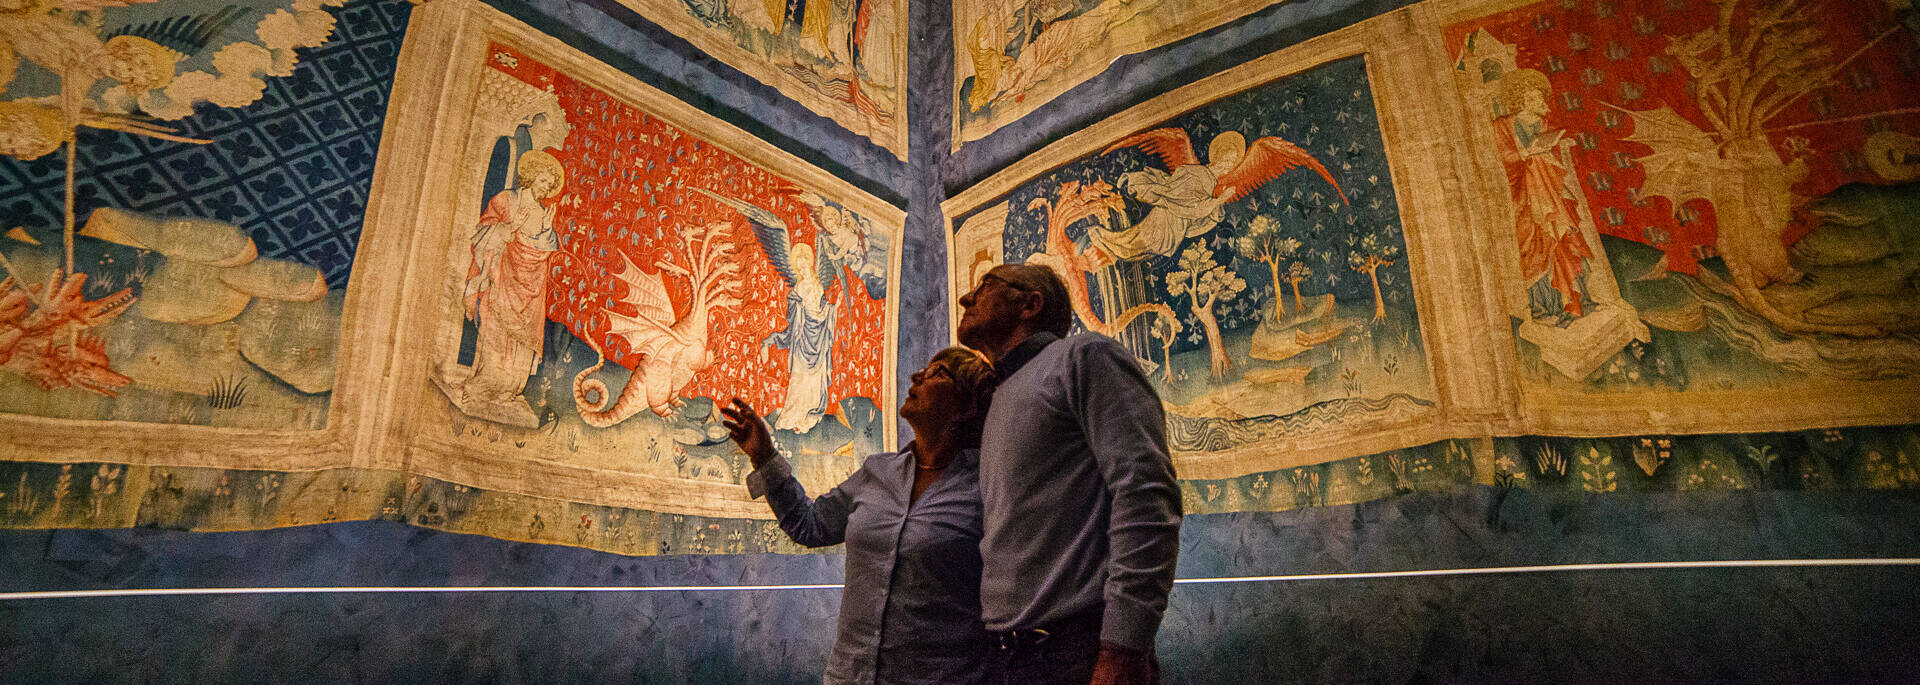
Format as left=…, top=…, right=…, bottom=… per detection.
left=695, top=188, right=844, bottom=434
left=761, top=240, right=837, bottom=432
left=460, top=149, right=564, bottom=408
left=1497, top=70, right=1593, bottom=326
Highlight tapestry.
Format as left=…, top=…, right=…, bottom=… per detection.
left=945, top=42, right=1453, bottom=479
left=0, top=0, right=411, bottom=465
left=611, top=0, right=908, bottom=159
left=397, top=5, right=905, bottom=522
left=1436, top=0, right=1920, bottom=433
left=2, top=0, right=1914, bottom=555
left=951, top=0, right=1291, bottom=148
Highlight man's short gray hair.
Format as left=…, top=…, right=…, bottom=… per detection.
left=996, top=263, right=1073, bottom=337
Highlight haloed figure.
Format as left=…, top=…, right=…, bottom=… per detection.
left=460, top=150, right=563, bottom=406
left=761, top=240, right=837, bottom=432
left=722, top=348, right=998, bottom=684
left=1497, top=70, right=1594, bottom=326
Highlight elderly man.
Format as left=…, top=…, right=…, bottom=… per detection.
left=956, top=263, right=1182, bottom=685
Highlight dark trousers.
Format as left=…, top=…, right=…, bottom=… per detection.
left=984, top=607, right=1104, bottom=685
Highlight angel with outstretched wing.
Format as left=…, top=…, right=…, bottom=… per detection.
left=1091, top=127, right=1348, bottom=260
left=806, top=194, right=889, bottom=299
left=696, top=188, right=839, bottom=433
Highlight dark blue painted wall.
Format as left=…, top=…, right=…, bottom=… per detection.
left=6, top=487, right=1919, bottom=682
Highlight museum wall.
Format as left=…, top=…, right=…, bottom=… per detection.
left=4, top=0, right=1920, bottom=681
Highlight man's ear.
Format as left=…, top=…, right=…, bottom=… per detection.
left=1018, top=291, right=1045, bottom=322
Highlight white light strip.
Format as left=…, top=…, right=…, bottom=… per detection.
left=1167, top=557, right=1920, bottom=585
left=0, top=584, right=847, bottom=600
left=2, top=558, right=1915, bottom=601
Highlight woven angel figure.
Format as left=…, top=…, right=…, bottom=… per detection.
left=696, top=188, right=843, bottom=433
left=1092, top=128, right=1348, bottom=261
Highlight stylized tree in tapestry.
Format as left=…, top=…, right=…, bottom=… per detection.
left=1234, top=214, right=1301, bottom=322
left=1166, top=243, right=1244, bottom=382
left=1623, top=0, right=1918, bottom=336
left=1146, top=313, right=1185, bottom=384
left=1347, top=233, right=1399, bottom=321
left=1283, top=261, right=1312, bottom=314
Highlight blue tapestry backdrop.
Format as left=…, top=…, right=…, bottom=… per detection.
left=0, top=0, right=412, bottom=290
left=990, top=55, right=1415, bottom=358
left=0, top=0, right=412, bottom=429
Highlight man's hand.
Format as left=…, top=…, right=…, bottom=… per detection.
left=719, top=398, right=777, bottom=468
left=1090, top=642, right=1155, bottom=685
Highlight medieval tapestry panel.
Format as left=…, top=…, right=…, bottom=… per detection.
left=953, top=0, right=1304, bottom=149
left=0, top=0, right=414, bottom=469
left=611, top=0, right=908, bottom=158
left=397, top=5, right=904, bottom=526
left=1435, top=0, right=1920, bottom=434
left=946, top=32, right=1461, bottom=479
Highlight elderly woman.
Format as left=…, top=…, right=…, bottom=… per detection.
left=721, top=347, right=997, bottom=684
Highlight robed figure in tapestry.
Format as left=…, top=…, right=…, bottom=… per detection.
left=1497, top=69, right=1596, bottom=326
left=456, top=150, right=564, bottom=419
left=699, top=188, right=888, bottom=434
left=1449, top=0, right=1920, bottom=393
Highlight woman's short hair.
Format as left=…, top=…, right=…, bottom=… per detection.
left=928, top=346, right=998, bottom=448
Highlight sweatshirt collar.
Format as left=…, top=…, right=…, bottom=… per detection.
left=992, top=332, right=1059, bottom=380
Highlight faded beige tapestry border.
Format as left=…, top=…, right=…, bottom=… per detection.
left=944, top=16, right=1498, bottom=480
left=1407, top=0, right=1920, bottom=436
left=950, top=0, right=1294, bottom=150
left=0, top=0, right=907, bottom=525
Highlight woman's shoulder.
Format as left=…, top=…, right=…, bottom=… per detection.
left=856, top=450, right=908, bottom=474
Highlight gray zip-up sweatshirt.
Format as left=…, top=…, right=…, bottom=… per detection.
left=977, top=332, right=1182, bottom=651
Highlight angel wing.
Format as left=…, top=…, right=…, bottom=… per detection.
left=602, top=250, right=682, bottom=361
left=810, top=223, right=841, bottom=294
left=108, top=4, right=250, bottom=56
left=1214, top=136, right=1349, bottom=205
left=844, top=214, right=889, bottom=298
left=1618, top=105, right=1721, bottom=207
left=693, top=187, right=801, bottom=287
left=1101, top=127, right=1200, bottom=169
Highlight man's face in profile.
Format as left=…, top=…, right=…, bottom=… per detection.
left=956, top=266, right=1031, bottom=351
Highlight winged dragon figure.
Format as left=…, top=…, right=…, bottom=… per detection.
left=1619, top=0, right=1919, bottom=338
left=0, top=269, right=134, bottom=396
left=1021, top=180, right=1179, bottom=341
left=572, top=221, right=743, bottom=427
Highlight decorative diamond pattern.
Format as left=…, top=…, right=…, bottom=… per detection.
left=0, top=0, right=413, bottom=289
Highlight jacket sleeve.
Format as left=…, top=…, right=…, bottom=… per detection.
left=1071, top=337, right=1182, bottom=651
left=749, top=454, right=856, bottom=548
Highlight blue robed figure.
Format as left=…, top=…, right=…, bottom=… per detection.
left=697, top=188, right=887, bottom=433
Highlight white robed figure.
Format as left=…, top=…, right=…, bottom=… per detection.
left=696, top=188, right=846, bottom=433
left=762, top=243, right=837, bottom=431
